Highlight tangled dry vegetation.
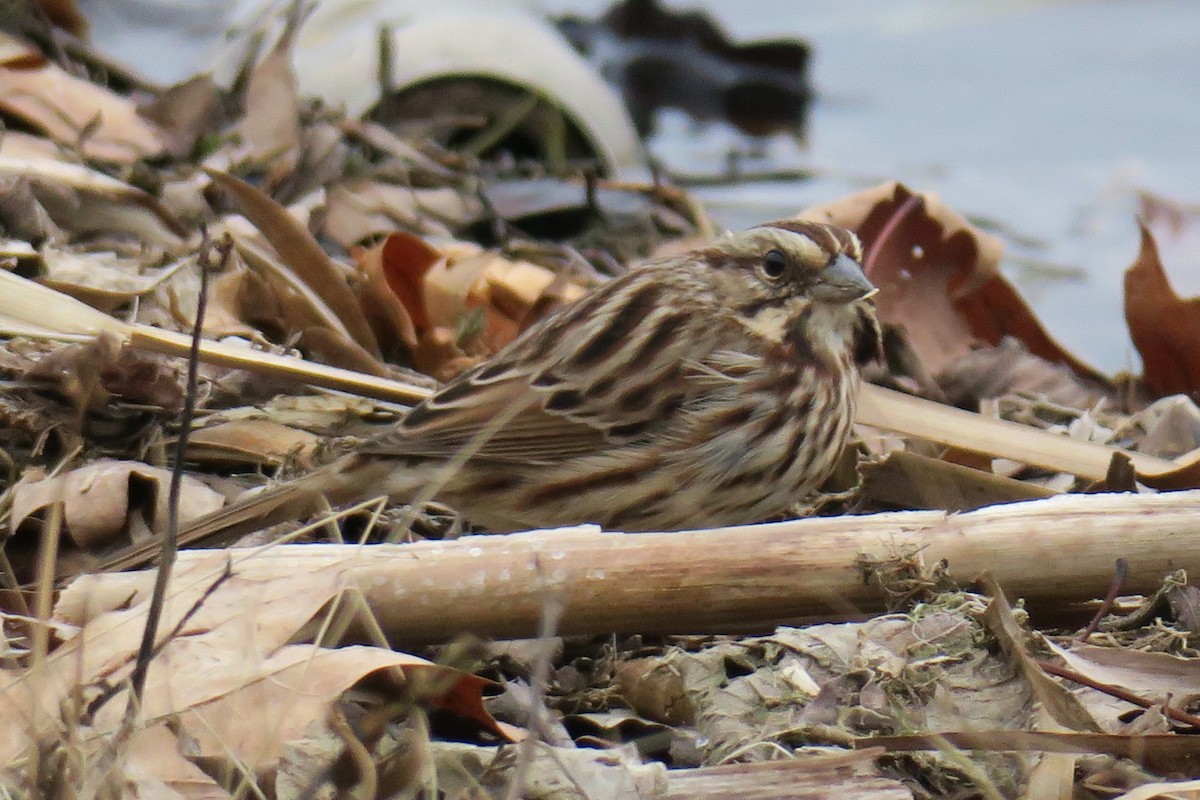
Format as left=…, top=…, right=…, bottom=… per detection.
left=3, top=10, right=1200, bottom=800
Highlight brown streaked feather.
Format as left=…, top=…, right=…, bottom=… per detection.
left=361, top=269, right=712, bottom=464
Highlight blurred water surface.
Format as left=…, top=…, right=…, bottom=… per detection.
left=539, top=0, right=1200, bottom=373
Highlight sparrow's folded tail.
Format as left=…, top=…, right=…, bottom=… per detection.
left=94, top=454, right=402, bottom=573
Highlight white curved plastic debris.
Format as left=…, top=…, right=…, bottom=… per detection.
left=79, top=0, right=648, bottom=179
left=219, top=0, right=650, bottom=180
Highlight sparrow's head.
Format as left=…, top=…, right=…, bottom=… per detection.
left=702, top=220, right=881, bottom=365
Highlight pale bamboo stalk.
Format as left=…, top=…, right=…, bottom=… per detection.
left=858, top=383, right=1182, bottom=480
left=127, top=326, right=432, bottom=404
left=0, top=269, right=433, bottom=405
left=665, top=749, right=907, bottom=800
left=58, top=491, right=1200, bottom=643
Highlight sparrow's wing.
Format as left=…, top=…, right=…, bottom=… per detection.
left=362, top=272, right=717, bottom=464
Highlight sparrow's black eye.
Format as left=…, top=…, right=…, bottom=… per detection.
left=761, top=249, right=788, bottom=280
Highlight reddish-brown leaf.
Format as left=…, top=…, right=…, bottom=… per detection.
left=350, top=233, right=435, bottom=358
left=375, top=231, right=443, bottom=332
left=801, top=182, right=1104, bottom=384
left=1124, top=223, right=1200, bottom=397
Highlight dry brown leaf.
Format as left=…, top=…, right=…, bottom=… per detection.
left=140, top=75, right=225, bottom=160
left=9, top=460, right=224, bottom=547
left=211, top=233, right=392, bottom=375
left=1048, top=642, right=1200, bottom=706
left=0, top=149, right=186, bottom=242
left=350, top=231, right=583, bottom=377
left=206, top=168, right=382, bottom=359
left=351, top=231, right=441, bottom=353
left=185, top=419, right=319, bottom=468
left=801, top=181, right=1103, bottom=382
left=323, top=178, right=481, bottom=246
left=195, top=265, right=261, bottom=338
left=484, top=255, right=587, bottom=321
left=39, top=249, right=188, bottom=310
left=123, top=725, right=230, bottom=800
left=859, top=449, right=1058, bottom=512
left=234, top=32, right=300, bottom=183
left=138, top=644, right=483, bottom=770
left=231, top=258, right=335, bottom=338
left=23, top=333, right=185, bottom=410
left=290, top=325, right=391, bottom=376
left=18, top=555, right=503, bottom=773
left=224, top=236, right=387, bottom=376
left=1125, top=195, right=1200, bottom=398
left=1129, top=395, right=1200, bottom=459
left=937, top=338, right=1112, bottom=410
left=0, top=32, right=164, bottom=163
left=1168, top=584, right=1200, bottom=635
left=980, top=575, right=1101, bottom=733
left=424, top=250, right=582, bottom=340
left=422, top=251, right=522, bottom=364
left=412, top=326, right=474, bottom=382
left=0, top=174, right=62, bottom=243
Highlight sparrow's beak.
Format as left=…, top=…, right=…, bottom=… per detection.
left=811, top=254, right=876, bottom=303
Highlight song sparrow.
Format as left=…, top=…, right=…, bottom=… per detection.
left=144, top=220, right=880, bottom=556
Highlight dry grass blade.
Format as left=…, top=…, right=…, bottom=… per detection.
left=205, top=167, right=383, bottom=358
left=858, top=383, right=1187, bottom=483
left=0, top=268, right=432, bottom=404
left=0, top=155, right=187, bottom=237
left=0, top=268, right=127, bottom=338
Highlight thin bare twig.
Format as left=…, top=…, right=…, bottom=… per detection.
left=1078, top=558, right=1128, bottom=642
left=1037, top=658, right=1200, bottom=729
left=87, top=561, right=233, bottom=720
left=126, top=235, right=231, bottom=708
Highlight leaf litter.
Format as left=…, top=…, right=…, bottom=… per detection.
left=2, top=2, right=1200, bottom=799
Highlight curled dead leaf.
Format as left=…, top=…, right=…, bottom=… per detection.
left=352, top=231, right=442, bottom=352
left=0, top=32, right=165, bottom=163
left=234, top=32, right=301, bottom=183
left=801, top=181, right=1104, bottom=384
left=10, top=460, right=224, bottom=548
left=1125, top=195, right=1200, bottom=398
left=185, top=419, right=320, bottom=468
left=353, top=231, right=585, bottom=377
